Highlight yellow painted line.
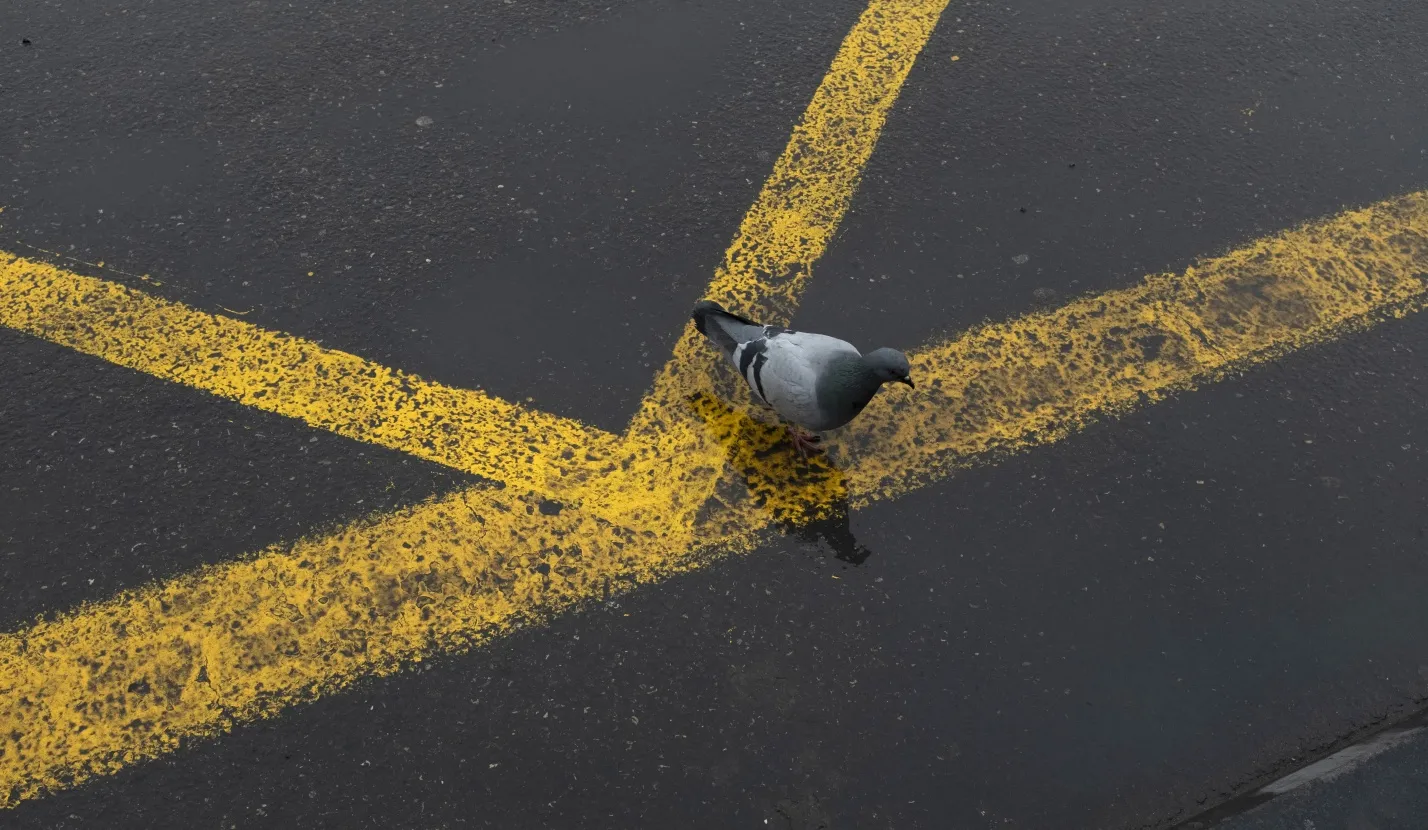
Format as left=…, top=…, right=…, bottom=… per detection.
left=5, top=192, right=1428, bottom=807
left=838, top=191, right=1428, bottom=502
left=578, top=0, right=952, bottom=533
left=0, top=0, right=953, bottom=804
left=701, top=0, right=951, bottom=325
left=0, top=253, right=618, bottom=491
left=0, top=0, right=950, bottom=536
left=0, top=486, right=657, bottom=807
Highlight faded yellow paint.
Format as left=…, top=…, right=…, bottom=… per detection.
left=0, top=254, right=618, bottom=491
left=576, top=0, right=953, bottom=534
left=0, top=0, right=950, bottom=543
left=5, top=192, right=1428, bottom=807
left=0, top=0, right=952, bottom=804
left=0, top=415, right=859, bottom=807
left=0, top=486, right=666, bottom=806
left=4, top=0, right=1428, bottom=810
left=837, top=191, right=1428, bottom=502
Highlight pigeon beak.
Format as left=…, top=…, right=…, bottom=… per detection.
left=899, top=376, right=915, bottom=389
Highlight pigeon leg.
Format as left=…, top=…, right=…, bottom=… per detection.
left=786, top=425, right=823, bottom=457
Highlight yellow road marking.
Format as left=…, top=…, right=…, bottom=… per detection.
left=577, top=0, right=952, bottom=533
left=0, top=0, right=953, bottom=804
left=4, top=0, right=1427, bottom=807
left=839, top=191, right=1428, bottom=501
left=5, top=192, right=1428, bottom=807
left=0, top=253, right=618, bottom=491
left=0, top=0, right=950, bottom=537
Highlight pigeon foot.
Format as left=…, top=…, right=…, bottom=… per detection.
left=787, top=426, right=823, bottom=458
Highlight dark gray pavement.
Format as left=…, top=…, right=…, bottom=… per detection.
left=3, top=0, right=1428, bottom=827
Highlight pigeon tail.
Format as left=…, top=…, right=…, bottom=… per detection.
left=691, top=300, right=765, bottom=358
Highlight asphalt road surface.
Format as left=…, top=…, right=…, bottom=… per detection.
left=3, top=0, right=1428, bottom=827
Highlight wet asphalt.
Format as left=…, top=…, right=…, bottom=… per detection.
left=4, top=0, right=1428, bottom=827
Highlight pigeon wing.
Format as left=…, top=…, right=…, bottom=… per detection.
left=753, top=330, right=860, bottom=429
left=691, top=300, right=766, bottom=359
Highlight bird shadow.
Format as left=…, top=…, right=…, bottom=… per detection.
left=685, top=392, right=874, bottom=566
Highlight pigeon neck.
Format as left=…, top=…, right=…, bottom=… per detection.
left=815, top=355, right=886, bottom=427
left=849, top=355, right=888, bottom=394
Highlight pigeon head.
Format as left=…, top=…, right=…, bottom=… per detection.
left=862, top=347, right=914, bottom=388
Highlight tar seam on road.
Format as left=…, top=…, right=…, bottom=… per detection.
left=0, top=0, right=953, bottom=805
left=0, top=253, right=620, bottom=492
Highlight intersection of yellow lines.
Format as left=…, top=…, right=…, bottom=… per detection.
left=3, top=0, right=1428, bottom=810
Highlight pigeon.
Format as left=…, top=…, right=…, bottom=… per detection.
left=691, top=300, right=914, bottom=455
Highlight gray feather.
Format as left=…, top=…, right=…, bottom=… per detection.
left=690, top=301, right=913, bottom=432
left=812, top=356, right=885, bottom=430
left=691, top=301, right=764, bottom=359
